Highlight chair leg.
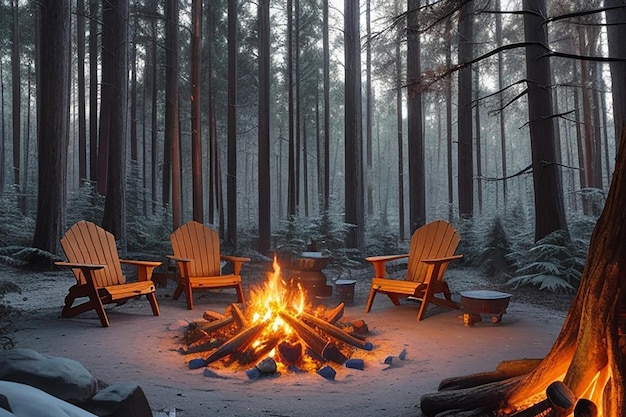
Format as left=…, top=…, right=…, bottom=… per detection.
left=236, top=283, right=245, bottom=304
left=365, top=288, right=378, bottom=313
left=185, top=282, right=194, bottom=310
left=89, top=287, right=110, bottom=328
left=416, top=285, right=437, bottom=321
left=147, top=292, right=160, bottom=316
left=61, top=285, right=88, bottom=318
left=172, top=284, right=184, bottom=300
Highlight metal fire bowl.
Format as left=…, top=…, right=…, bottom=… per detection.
left=460, top=290, right=512, bottom=315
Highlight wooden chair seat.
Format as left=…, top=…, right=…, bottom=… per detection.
left=365, top=220, right=463, bottom=321
left=55, top=221, right=161, bottom=327
left=169, top=221, right=250, bottom=309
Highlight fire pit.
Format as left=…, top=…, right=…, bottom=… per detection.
left=177, top=257, right=373, bottom=379
left=282, top=252, right=333, bottom=298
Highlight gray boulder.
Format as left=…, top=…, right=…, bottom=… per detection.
left=0, top=380, right=98, bottom=417
left=0, top=348, right=98, bottom=403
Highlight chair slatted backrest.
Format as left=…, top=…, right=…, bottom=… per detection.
left=406, top=220, right=459, bottom=283
left=60, top=221, right=125, bottom=287
left=171, top=221, right=221, bottom=277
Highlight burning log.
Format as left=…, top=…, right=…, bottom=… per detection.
left=299, top=311, right=373, bottom=351
left=324, top=303, right=345, bottom=324
left=203, top=310, right=226, bottom=320
left=236, top=336, right=281, bottom=365
left=227, top=303, right=249, bottom=328
left=203, top=322, right=268, bottom=365
left=278, top=311, right=348, bottom=364
left=574, top=399, right=598, bottom=417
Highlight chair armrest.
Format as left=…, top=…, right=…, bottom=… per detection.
left=119, top=259, right=162, bottom=282
left=119, top=259, right=162, bottom=268
left=55, top=262, right=105, bottom=287
left=55, top=261, right=105, bottom=270
left=419, top=255, right=462, bottom=285
left=221, top=255, right=251, bottom=275
left=167, top=255, right=192, bottom=263
left=365, top=254, right=409, bottom=278
left=420, top=254, right=463, bottom=264
left=221, top=255, right=251, bottom=263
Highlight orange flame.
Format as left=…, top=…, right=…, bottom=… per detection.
left=247, top=256, right=307, bottom=337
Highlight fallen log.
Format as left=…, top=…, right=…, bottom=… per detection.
left=438, top=358, right=543, bottom=391
left=420, top=376, right=523, bottom=416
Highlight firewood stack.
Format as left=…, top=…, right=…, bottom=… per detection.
left=177, top=302, right=373, bottom=375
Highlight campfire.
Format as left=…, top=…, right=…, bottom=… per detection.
left=177, top=257, right=373, bottom=379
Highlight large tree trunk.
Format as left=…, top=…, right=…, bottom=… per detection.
left=257, top=0, right=271, bottom=255
left=77, top=0, right=87, bottom=184
left=101, top=0, right=128, bottom=241
left=419, top=129, right=626, bottom=417
left=322, top=0, right=330, bottom=212
left=395, top=4, right=405, bottom=241
left=190, top=0, right=203, bottom=224
left=344, top=0, right=364, bottom=251
left=88, top=0, right=99, bottom=184
left=226, top=0, right=238, bottom=246
left=407, top=0, right=425, bottom=233
left=457, top=0, right=474, bottom=220
left=165, top=0, right=181, bottom=230
left=524, top=0, right=568, bottom=242
left=11, top=0, right=23, bottom=213
left=32, top=0, right=71, bottom=254
left=606, top=0, right=626, bottom=148
left=287, top=0, right=296, bottom=217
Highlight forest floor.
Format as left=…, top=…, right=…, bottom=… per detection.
left=0, top=260, right=574, bottom=417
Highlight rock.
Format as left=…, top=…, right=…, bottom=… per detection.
left=0, top=349, right=97, bottom=403
left=81, top=383, right=153, bottom=417
left=0, top=380, right=97, bottom=417
left=256, top=358, right=277, bottom=374
left=344, top=358, right=364, bottom=370
left=317, top=365, right=336, bottom=381
left=351, top=319, right=369, bottom=334
left=187, top=358, right=207, bottom=369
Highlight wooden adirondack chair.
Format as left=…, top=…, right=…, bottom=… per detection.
left=168, top=221, right=250, bottom=310
left=364, top=220, right=463, bottom=321
left=55, top=221, right=161, bottom=327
